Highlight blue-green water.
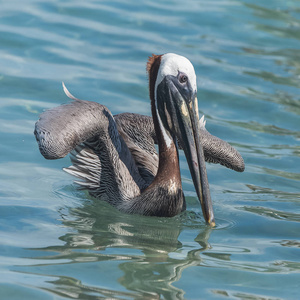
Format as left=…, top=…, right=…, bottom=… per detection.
left=0, top=0, right=299, bottom=299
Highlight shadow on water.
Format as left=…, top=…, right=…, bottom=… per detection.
left=26, top=192, right=213, bottom=299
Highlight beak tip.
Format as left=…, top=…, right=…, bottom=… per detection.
left=208, top=220, right=216, bottom=227
left=206, top=216, right=216, bottom=227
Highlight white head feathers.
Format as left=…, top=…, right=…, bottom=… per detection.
left=155, top=53, right=197, bottom=92
left=154, top=53, right=198, bottom=148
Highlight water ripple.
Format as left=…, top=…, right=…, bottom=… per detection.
left=1, top=0, right=300, bottom=299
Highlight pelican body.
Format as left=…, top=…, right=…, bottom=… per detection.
left=35, top=53, right=244, bottom=225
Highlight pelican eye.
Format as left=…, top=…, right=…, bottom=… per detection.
left=179, top=73, right=188, bottom=84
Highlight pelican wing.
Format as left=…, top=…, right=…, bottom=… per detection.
left=114, top=113, right=158, bottom=182
left=198, top=118, right=245, bottom=172
left=114, top=113, right=245, bottom=173
left=34, top=99, right=109, bottom=159
left=35, top=94, right=147, bottom=203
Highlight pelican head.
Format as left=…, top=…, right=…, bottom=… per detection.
left=148, top=53, right=215, bottom=225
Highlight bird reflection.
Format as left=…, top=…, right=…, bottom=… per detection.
left=33, top=194, right=212, bottom=299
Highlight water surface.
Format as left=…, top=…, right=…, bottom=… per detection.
left=0, top=0, right=299, bottom=299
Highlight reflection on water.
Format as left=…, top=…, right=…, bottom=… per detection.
left=246, top=184, right=299, bottom=201
left=19, top=185, right=299, bottom=299
left=243, top=87, right=300, bottom=116
left=276, top=240, right=300, bottom=248
left=246, top=3, right=300, bottom=42
left=43, top=277, right=141, bottom=300
left=242, top=205, right=300, bottom=222
left=2, top=172, right=298, bottom=299
left=229, top=120, right=300, bottom=138
left=28, top=196, right=212, bottom=299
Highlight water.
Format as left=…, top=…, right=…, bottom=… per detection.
left=0, top=0, right=299, bottom=299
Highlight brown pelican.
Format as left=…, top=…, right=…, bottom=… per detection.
left=35, top=53, right=244, bottom=226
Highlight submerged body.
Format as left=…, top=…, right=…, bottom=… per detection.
left=35, top=54, right=244, bottom=224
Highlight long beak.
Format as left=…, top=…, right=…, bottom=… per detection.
left=188, top=96, right=215, bottom=226
left=169, top=83, right=215, bottom=226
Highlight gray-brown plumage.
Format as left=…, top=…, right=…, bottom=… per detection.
left=114, top=112, right=245, bottom=178
left=34, top=53, right=245, bottom=224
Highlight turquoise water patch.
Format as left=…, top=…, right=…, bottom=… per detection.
left=0, top=0, right=299, bottom=299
